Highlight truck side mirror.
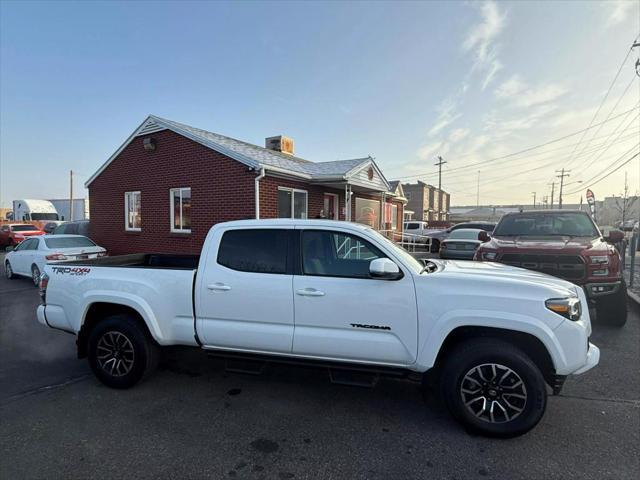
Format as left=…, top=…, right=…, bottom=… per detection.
left=369, top=258, right=402, bottom=280
left=478, top=231, right=490, bottom=242
left=605, top=229, right=624, bottom=243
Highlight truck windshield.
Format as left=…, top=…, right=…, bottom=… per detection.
left=30, top=213, right=59, bottom=220
left=493, top=213, right=599, bottom=237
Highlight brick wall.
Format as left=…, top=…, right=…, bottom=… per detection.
left=258, top=176, right=345, bottom=220
left=89, top=129, right=256, bottom=255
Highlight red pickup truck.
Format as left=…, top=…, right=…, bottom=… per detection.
left=474, top=210, right=627, bottom=326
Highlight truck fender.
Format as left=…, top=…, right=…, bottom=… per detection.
left=418, top=309, right=566, bottom=372
left=80, top=291, right=165, bottom=344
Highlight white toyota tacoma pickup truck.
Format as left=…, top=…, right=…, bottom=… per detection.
left=36, top=219, right=599, bottom=437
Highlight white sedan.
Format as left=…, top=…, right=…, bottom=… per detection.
left=4, top=235, right=106, bottom=286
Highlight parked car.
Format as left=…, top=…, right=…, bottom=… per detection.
left=426, top=221, right=496, bottom=253
left=439, top=228, right=486, bottom=260
left=620, top=220, right=636, bottom=232
left=42, top=222, right=59, bottom=234
left=5, top=235, right=106, bottom=286
left=474, top=210, right=627, bottom=326
left=36, top=219, right=599, bottom=438
left=0, top=224, right=44, bottom=247
left=52, top=220, right=90, bottom=236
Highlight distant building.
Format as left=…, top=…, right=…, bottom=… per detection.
left=402, top=181, right=450, bottom=221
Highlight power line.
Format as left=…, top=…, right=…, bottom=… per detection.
left=564, top=146, right=640, bottom=195
left=576, top=110, right=640, bottom=176
left=560, top=36, right=638, bottom=171
left=565, top=74, right=638, bottom=171
left=394, top=106, right=638, bottom=181
left=421, top=129, right=640, bottom=187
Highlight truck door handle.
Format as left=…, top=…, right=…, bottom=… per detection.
left=296, top=288, right=325, bottom=297
left=207, top=283, right=231, bottom=291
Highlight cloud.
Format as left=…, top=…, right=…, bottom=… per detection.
left=603, top=0, right=636, bottom=26
left=495, top=74, right=567, bottom=108
left=449, top=128, right=471, bottom=143
left=428, top=98, right=463, bottom=137
left=463, top=1, right=507, bottom=90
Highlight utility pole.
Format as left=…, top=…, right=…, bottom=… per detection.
left=556, top=169, right=571, bottom=209
left=435, top=156, right=446, bottom=193
left=531, top=192, right=536, bottom=210
left=549, top=182, right=556, bottom=208
left=476, top=170, right=480, bottom=207
left=69, top=170, right=74, bottom=221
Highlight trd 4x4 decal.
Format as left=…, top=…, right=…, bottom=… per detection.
left=51, top=266, right=91, bottom=276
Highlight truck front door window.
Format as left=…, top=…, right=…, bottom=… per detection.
left=301, top=230, right=384, bottom=278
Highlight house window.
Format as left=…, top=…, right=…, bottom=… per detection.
left=391, top=204, right=398, bottom=230
left=170, top=187, right=191, bottom=232
left=277, top=187, right=307, bottom=219
left=125, top=191, right=141, bottom=231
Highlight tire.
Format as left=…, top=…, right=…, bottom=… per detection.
left=595, top=281, right=628, bottom=327
left=439, top=338, right=547, bottom=438
left=87, top=314, right=160, bottom=389
left=31, top=264, right=41, bottom=287
left=430, top=239, right=440, bottom=254
left=5, top=261, right=16, bottom=280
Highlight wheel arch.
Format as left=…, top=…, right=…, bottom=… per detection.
left=429, top=325, right=557, bottom=387
left=77, top=302, right=158, bottom=358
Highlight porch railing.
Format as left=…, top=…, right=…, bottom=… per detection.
left=378, top=230, right=432, bottom=253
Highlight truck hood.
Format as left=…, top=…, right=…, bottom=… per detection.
left=429, top=258, right=578, bottom=297
left=487, top=235, right=603, bottom=253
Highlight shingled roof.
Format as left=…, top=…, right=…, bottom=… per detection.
left=85, top=115, right=389, bottom=190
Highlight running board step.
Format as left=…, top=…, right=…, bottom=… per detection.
left=223, top=357, right=266, bottom=375
left=329, top=368, right=379, bottom=388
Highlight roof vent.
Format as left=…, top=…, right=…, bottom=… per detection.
left=265, top=135, right=294, bottom=155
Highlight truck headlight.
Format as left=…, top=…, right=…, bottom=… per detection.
left=546, top=297, right=581, bottom=321
left=589, top=256, right=609, bottom=265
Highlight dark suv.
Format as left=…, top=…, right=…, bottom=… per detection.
left=474, top=210, right=626, bottom=326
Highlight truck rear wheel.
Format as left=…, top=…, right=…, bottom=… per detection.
left=439, top=338, right=547, bottom=438
left=87, top=314, right=159, bottom=389
left=595, top=281, right=628, bottom=327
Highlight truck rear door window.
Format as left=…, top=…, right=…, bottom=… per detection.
left=217, top=229, right=288, bottom=274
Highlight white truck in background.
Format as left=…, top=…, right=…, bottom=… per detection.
left=11, top=199, right=63, bottom=229
left=36, top=219, right=599, bottom=437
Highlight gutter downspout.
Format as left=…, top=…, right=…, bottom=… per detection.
left=255, top=167, right=266, bottom=219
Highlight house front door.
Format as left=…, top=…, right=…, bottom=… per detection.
left=323, top=193, right=339, bottom=220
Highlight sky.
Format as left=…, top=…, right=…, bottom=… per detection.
left=0, top=0, right=639, bottom=209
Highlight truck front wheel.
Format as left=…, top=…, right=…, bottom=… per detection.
left=87, top=314, right=159, bottom=389
left=595, top=282, right=627, bottom=327
left=439, top=338, right=547, bottom=438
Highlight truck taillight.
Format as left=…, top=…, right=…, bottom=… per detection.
left=46, top=253, right=67, bottom=260
left=39, top=273, right=49, bottom=305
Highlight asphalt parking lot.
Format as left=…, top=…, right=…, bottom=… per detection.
left=1, top=255, right=639, bottom=480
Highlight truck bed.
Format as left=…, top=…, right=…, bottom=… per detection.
left=61, top=253, right=200, bottom=270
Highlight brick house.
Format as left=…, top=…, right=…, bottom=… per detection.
left=402, top=181, right=450, bottom=222
left=85, top=115, right=406, bottom=255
